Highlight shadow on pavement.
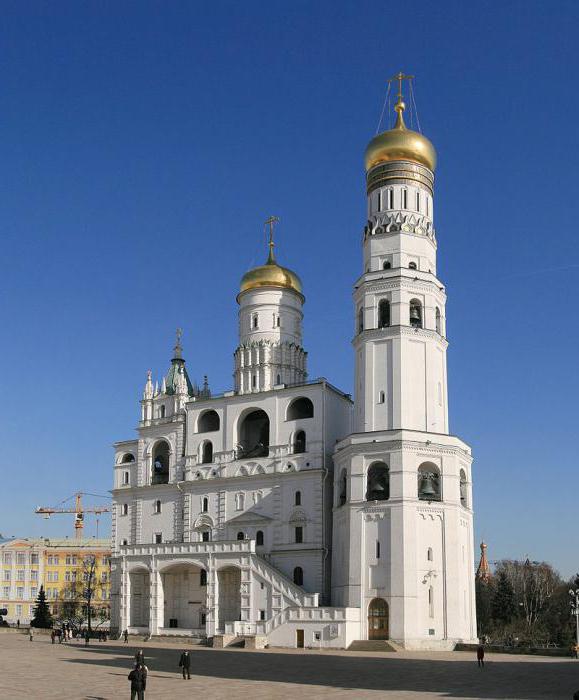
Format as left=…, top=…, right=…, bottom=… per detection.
left=65, top=643, right=577, bottom=699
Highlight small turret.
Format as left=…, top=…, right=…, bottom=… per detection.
left=143, top=370, right=154, bottom=400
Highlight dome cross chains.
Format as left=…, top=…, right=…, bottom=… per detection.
left=388, top=71, right=414, bottom=104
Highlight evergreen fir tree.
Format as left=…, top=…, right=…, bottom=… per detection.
left=30, top=585, right=53, bottom=628
left=476, top=577, right=494, bottom=636
left=491, top=571, right=517, bottom=625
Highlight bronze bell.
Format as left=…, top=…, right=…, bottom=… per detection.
left=410, top=306, right=421, bottom=321
left=420, top=475, right=437, bottom=497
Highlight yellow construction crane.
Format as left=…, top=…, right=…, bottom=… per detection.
left=35, top=492, right=111, bottom=539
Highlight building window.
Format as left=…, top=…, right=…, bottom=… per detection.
left=123, top=471, right=129, bottom=485
left=16, top=553, right=25, bottom=565
left=293, top=567, right=303, bottom=586
left=154, top=500, right=161, bottom=514
left=201, top=530, right=210, bottom=542
left=252, top=375, right=257, bottom=389
left=122, top=452, right=135, bottom=463
left=122, top=539, right=128, bottom=546
left=427, top=547, right=433, bottom=561
left=252, top=315, right=259, bottom=329
left=31, top=570, right=38, bottom=581
left=2, top=586, right=9, bottom=597
left=235, top=493, right=245, bottom=511
left=197, top=410, right=220, bottom=432
left=460, top=469, right=468, bottom=507
left=418, top=463, right=441, bottom=501
left=276, top=374, right=281, bottom=385
left=294, top=526, right=303, bottom=544
left=402, top=189, right=407, bottom=209
left=293, top=431, right=306, bottom=454
left=256, top=530, right=264, bottom=546
left=201, top=441, right=213, bottom=464
left=16, top=587, right=24, bottom=599
left=294, top=491, right=301, bottom=506
left=383, top=260, right=391, bottom=270
left=2, top=553, right=11, bottom=564
left=121, top=504, right=128, bottom=516
left=376, top=541, right=381, bottom=559
left=387, top=188, right=393, bottom=209
left=151, top=440, right=170, bottom=485
left=287, top=397, right=314, bottom=421
left=237, top=531, right=245, bottom=541
left=238, top=409, right=270, bottom=458
left=409, top=299, right=423, bottom=328
left=200, top=612, right=206, bottom=626
left=366, top=462, right=390, bottom=501
left=202, top=497, right=208, bottom=513
left=259, top=609, right=266, bottom=621
left=3, top=571, right=10, bottom=581
left=429, top=586, right=434, bottom=618
left=416, top=191, right=420, bottom=211
left=338, top=469, right=347, bottom=506
left=154, top=533, right=162, bottom=544
left=435, top=307, right=441, bottom=334
left=200, top=569, right=207, bottom=586
left=378, top=299, right=390, bottom=328
left=378, top=391, right=385, bottom=404
left=159, top=405, right=166, bottom=418
left=358, top=307, right=364, bottom=333
left=408, top=261, right=417, bottom=270
left=30, top=554, right=38, bottom=565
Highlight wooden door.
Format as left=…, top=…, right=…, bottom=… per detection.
left=296, top=629, right=305, bottom=648
left=368, top=598, right=389, bottom=640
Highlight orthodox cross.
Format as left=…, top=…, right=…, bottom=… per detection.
left=388, top=71, right=414, bottom=102
left=265, top=215, right=280, bottom=261
left=174, top=327, right=183, bottom=357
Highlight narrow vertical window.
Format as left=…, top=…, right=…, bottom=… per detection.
left=295, top=526, right=303, bottom=543
left=426, top=196, right=430, bottom=217
left=429, top=586, right=434, bottom=618
left=376, top=541, right=380, bottom=559
left=202, top=497, right=208, bottom=513
left=402, top=189, right=407, bottom=209
left=388, top=189, right=393, bottom=209
left=378, top=391, right=385, bottom=404
left=377, top=190, right=382, bottom=211
left=295, top=491, right=302, bottom=506
left=252, top=375, right=256, bottom=389
left=416, top=191, right=420, bottom=211
left=358, top=307, right=364, bottom=333
left=378, top=299, right=390, bottom=328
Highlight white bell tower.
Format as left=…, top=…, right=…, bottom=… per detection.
left=332, top=74, right=477, bottom=649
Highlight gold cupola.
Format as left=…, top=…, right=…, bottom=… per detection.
left=239, top=218, right=303, bottom=297
left=365, top=94, right=437, bottom=173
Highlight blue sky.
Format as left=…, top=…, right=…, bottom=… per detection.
left=0, top=1, right=577, bottom=577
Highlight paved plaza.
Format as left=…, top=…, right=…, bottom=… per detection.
left=0, top=632, right=577, bottom=699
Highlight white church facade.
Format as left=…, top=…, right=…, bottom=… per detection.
left=110, top=82, right=478, bottom=649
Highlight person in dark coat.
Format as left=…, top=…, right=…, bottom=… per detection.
left=476, top=643, right=485, bottom=667
left=128, top=663, right=146, bottom=700
left=135, top=649, right=144, bottom=665
left=123, top=629, right=129, bottom=643
left=179, top=650, right=191, bottom=679
left=84, top=629, right=90, bottom=646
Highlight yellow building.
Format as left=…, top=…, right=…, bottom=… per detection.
left=0, top=538, right=111, bottom=626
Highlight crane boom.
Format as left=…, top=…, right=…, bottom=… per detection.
left=35, top=492, right=111, bottom=539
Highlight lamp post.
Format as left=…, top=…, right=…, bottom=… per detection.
left=569, top=589, right=579, bottom=657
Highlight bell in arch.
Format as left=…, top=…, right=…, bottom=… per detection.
left=420, top=474, right=437, bottom=497
left=410, top=306, right=421, bottom=322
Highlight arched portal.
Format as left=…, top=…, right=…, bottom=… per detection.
left=368, top=597, right=389, bottom=640
left=129, top=569, right=150, bottom=628
left=159, top=563, right=207, bottom=631
left=238, top=410, right=269, bottom=458
left=217, top=566, right=241, bottom=631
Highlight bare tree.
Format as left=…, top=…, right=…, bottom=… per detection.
left=496, top=559, right=560, bottom=628
left=58, top=555, right=110, bottom=633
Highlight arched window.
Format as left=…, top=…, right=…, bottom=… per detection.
left=366, top=462, right=390, bottom=501
left=122, top=471, right=129, bottom=485
left=121, top=503, right=128, bottom=516
left=154, top=500, right=161, bottom=514
left=383, top=260, right=391, bottom=270
left=408, top=261, right=417, bottom=270
left=238, top=409, right=270, bottom=458
left=358, top=307, right=364, bottom=333
left=201, top=530, right=210, bottom=542
left=435, top=307, right=441, bottom=334
left=151, top=441, right=170, bottom=485
left=236, top=531, right=245, bottom=541
left=201, top=441, right=213, bottom=464
left=338, top=469, right=347, bottom=506
left=418, top=463, right=441, bottom=501
left=293, top=566, right=303, bottom=586
left=121, top=453, right=135, bottom=464
left=293, top=431, right=306, bottom=454
left=427, top=547, right=433, bottom=561
left=200, top=569, right=207, bottom=586
left=202, top=497, right=208, bottom=513
left=252, top=315, right=259, bottom=329
left=276, top=374, right=281, bottom=385
left=460, top=469, right=468, bottom=507
left=378, top=299, right=390, bottom=328
left=235, top=493, right=245, bottom=511
left=294, top=491, right=301, bottom=506
left=410, top=299, right=423, bottom=328
left=159, top=405, right=166, bottom=418
left=287, top=397, right=314, bottom=421
left=198, top=410, right=220, bottom=432
left=256, top=530, right=264, bottom=546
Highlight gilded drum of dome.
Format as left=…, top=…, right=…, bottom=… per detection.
left=240, top=262, right=303, bottom=295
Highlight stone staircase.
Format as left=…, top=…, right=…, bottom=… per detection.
left=348, top=640, right=398, bottom=652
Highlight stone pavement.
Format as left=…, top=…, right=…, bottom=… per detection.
left=0, top=632, right=577, bottom=699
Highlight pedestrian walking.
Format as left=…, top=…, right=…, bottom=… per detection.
left=178, top=650, right=191, bottom=679
left=51, top=630, right=55, bottom=644
left=17, top=619, right=20, bottom=629
left=29, top=627, right=34, bottom=642
left=123, top=629, right=129, bottom=643
left=128, top=662, right=146, bottom=700
left=85, top=629, right=90, bottom=646
left=477, top=643, right=485, bottom=668
left=135, top=649, right=144, bottom=665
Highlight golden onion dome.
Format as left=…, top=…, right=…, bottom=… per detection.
left=239, top=245, right=303, bottom=296
left=365, top=99, right=436, bottom=172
